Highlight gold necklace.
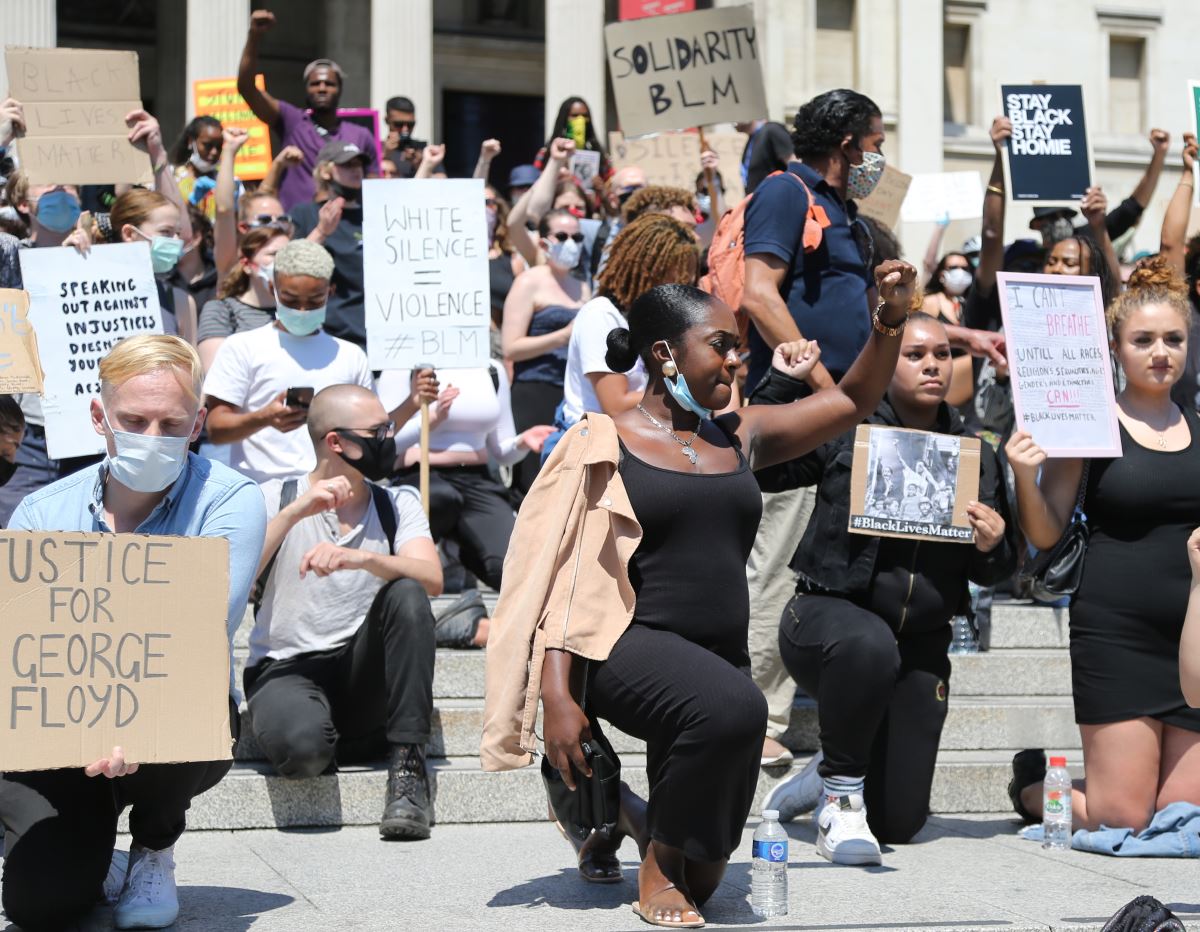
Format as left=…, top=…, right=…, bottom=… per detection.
left=637, top=403, right=701, bottom=465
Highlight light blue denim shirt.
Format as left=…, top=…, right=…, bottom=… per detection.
left=8, top=453, right=267, bottom=698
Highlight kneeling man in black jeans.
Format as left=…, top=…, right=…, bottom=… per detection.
left=245, top=384, right=442, bottom=839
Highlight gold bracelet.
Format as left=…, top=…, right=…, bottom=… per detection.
left=986, top=184, right=1004, bottom=196
left=872, top=300, right=907, bottom=337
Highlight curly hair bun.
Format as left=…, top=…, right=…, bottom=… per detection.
left=1127, top=254, right=1188, bottom=297
left=605, top=326, right=638, bottom=373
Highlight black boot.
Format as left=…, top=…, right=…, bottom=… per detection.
left=380, top=744, right=434, bottom=840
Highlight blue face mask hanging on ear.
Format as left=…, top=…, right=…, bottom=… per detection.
left=663, top=346, right=712, bottom=420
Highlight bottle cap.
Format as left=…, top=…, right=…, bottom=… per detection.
left=1049, top=756, right=1067, bottom=767
left=762, top=809, right=779, bottom=821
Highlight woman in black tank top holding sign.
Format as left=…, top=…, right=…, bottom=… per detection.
left=540, top=262, right=917, bottom=928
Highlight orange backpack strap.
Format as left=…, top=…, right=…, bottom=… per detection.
left=769, top=169, right=829, bottom=253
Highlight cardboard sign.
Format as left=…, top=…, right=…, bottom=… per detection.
left=856, top=164, right=912, bottom=231
left=997, top=272, right=1119, bottom=457
left=900, top=171, right=984, bottom=223
left=605, top=5, right=766, bottom=138
left=620, top=0, right=696, bottom=20
left=0, top=532, right=231, bottom=772
left=0, top=289, right=45, bottom=395
left=1001, top=84, right=1093, bottom=205
left=5, top=47, right=151, bottom=186
left=19, top=243, right=162, bottom=459
left=849, top=425, right=980, bottom=543
left=192, top=75, right=273, bottom=181
left=609, top=129, right=747, bottom=204
left=362, top=178, right=490, bottom=370
left=1189, top=81, right=1200, bottom=208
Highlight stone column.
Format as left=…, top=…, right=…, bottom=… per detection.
left=0, top=0, right=56, bottom=99
left=185, top=0, right=251, bottom=119
left=895, top=0, right=943, bottom=175
left=544, top=0, right=606, bottom=140
left=370, top=0, right=434, bottom=140
left=324, top=0, right=372, bottom=110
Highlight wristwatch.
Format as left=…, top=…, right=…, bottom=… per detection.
left=872, top=300, right=907, bottom=337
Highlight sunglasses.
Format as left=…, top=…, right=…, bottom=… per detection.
left=246, top=215, right=294, bottom=234
left=484, top=197, right=497, bottom=208
left=389, top=120, right=415, bottom=132
left=548, top=232, right=584, bottom=243
left=334, top=423, right=395, bottom=442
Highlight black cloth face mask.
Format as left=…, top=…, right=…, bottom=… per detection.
left=335, top=431, right=396, bottom=481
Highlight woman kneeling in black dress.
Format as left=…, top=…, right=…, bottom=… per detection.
left=483, top=261, right=918, bottom=928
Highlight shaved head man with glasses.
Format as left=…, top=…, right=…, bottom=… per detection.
left=244, top=383, right=443, bottom=840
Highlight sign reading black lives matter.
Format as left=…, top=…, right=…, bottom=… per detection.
left=1001, top=84, right=1093, bottom=205
left=848, top=426, right=981, bottom=544
left=1, top=533, right=232, bottom=772
left=362, top=178, right=490, bottom=370
left=19, top=243, right=162, bottom=459
left=604, top=5, right=767, bottom=138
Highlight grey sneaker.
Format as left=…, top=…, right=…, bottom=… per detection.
left=763, top=751, right=824, bottom=822
left=114, top=845, right=178, bottom=929
left=103, top=848, right=129, bottom=906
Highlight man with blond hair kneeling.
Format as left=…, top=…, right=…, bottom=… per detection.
left=0, top=335, right=267, bottom=930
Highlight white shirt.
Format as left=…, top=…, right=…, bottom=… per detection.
left=379, top=364, right=527, bottom=466
left=250, top=476, right=431, bottom=664
left=562, top=296, right=647, bottom=423
left=203, top=323, right=373, bottom=483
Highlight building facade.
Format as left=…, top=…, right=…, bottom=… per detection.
left=3, top=0, right=1194, bottom=253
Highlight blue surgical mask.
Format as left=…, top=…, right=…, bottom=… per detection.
left=254, top=262, right=274, bottom=288
left=663, top=347, right=712, bottom=420
left=276, top=299, right=326, bottom=336
left=104, top=414, right=192, bottom=493
left=35, top=190, right=82, bottom=233
left=134, top=228, right=185, bottom=274
left=846, top=150, right=886, bottom=200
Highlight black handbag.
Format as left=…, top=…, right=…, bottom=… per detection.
left=540, top=662, right=621, bottom=845
left=1020, top=462, right=1090, bottom=603
left=1100, top=895, right=1186, bottom=932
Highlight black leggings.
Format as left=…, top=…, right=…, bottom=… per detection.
left=589, top=624, right=767, bottom=863
left=394, top=465, right=514, bottom=590
left=0, top=700, right=237, bottom=931
left=244, top=579, right=435, bottom=778
left=509, top=380, right=562, bottom=503
left=778, top=593, right=951, bottom=844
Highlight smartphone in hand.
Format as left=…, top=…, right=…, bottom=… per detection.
left=285, top=386, right=314, bottom=409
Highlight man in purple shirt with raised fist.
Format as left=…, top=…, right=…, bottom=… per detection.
left=237, top=8, right=378, bottom=210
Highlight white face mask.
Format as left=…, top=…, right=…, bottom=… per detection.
left=941, top=267, right=973, bottom=296
left=189, top=150, right=217, bottom=173
left=104, top=414, right=193, bottom=493
left=546, top=238, right=582, bottom=270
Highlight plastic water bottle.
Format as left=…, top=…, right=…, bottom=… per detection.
left=948, top=614, right=979, bottom=654
left=751, top=809, right=788, bottom=918
left=1042, top=756, right=1073, bottom=850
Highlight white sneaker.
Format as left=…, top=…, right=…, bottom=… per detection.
left=762, top=751, right=824, bottom=822
left=103, top=848, right=130, bottom=905
left=815, top=794, right=882, bottom=866
left=114, top=845, right=179, bottom=929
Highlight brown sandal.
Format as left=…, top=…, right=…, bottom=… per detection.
left=632, top=883, right=705, bottom=928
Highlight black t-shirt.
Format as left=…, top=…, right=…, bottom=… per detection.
left=289, top=201, right=365, bottom=348
left=742, top=122, right=795, bottom=194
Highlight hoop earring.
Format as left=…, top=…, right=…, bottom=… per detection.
left=662, top=360, right=677, bottom=378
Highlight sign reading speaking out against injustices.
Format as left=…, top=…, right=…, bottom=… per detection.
left=1001, top=84, right=1093, bottom=206
left=5, top=47, right=151, bottom=186
left=855, top=164, right=913, bottom=231
left=362, top=178, right=490, bottom=370
left=997, top=272, right=1120, bottom=458
left=0, top=532, right=232, bottom=772
left=19, top=243, right=162, bottom=460
left=0, top=289, right=45, bottom=395
left=192, top=75, right=273, bottom=181
left=900, top=171, right=984, bottom=224
left=604, top=5, right=767, bottom=138
left=609, top=129, right=748, bottom=204
left=1189, top=81, right=1200, bottom=208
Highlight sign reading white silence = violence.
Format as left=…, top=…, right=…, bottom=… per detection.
left=997, top=272, right=1120, bottom=458
left=604, top=4, right=766, bottom=138
left=19, top=242, right=161, bottom=460
left=1001, top=84, right=1092, bottom=206
left=362, top=178, right=490, bottom=371
left=1, top=532, right=232, bottom=772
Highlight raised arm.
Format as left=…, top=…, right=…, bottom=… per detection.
left=922, top=216, right=949, bottom=283
left=509, top=138, right=573, bottom=266
left=260, top=145, right=302, bottom=197
left=414, top=143, right=445, bottom=180
left=1129, top=129, right=1171, bottom=210
left=237, top=10, right=282, bottom=126
left=1160, top=133, right=1197, bottom=275
left=474, top=139, right=501, bottom=180
left=976, top=116, right=1011, bottom=295
left=734, top=259, right=917, bottom=469
left=214, top=126, right=249, bottom=282
left=1003, top=430, right=1084, bottom=550
left=1081, top=186, right=1122, bottom=296
left=126, top=109, right=192, bottom=245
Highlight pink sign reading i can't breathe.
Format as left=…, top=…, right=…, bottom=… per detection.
left=997, top=272, right=1120, bottom=458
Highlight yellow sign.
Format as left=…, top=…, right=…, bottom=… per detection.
left=192, top=75, right=273, bottom=181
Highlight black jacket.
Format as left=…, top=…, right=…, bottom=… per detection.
left=753, top=369, right=1017, bottom=633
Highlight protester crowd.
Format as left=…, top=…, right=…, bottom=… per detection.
left=1, top=7, right=1199, bottom=929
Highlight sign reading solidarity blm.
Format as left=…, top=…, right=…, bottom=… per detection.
left=1001, top=84, right=1092, bottom=205
left=5, top=47, right=151, bottom=186
left=19, top=243, right=162, bottom=459
left=0, top=289, right=45, bottom=395
left=998, top=272, right=1120, bottom=457
left=604, top=5, right=767, bottom=137
left=362, top=178, right=490, bottom=370
left=1, top=533, right=231, bottom=772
